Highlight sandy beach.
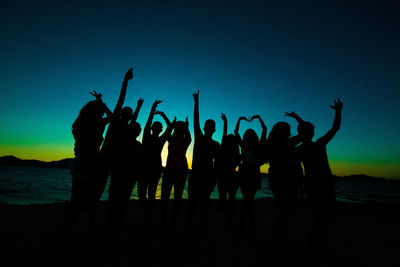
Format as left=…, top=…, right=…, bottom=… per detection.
left=1, top=199, right=399, bottom=267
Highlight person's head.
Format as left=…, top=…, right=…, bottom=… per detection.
left=243, top=129, right=259, bottom=147
left=173, top=121, right=186, bottom=138
left=78, top=100, right=106, bottom=121
left=298, top=121, right=315, bottom=142
left=268, top=121, right=291, bottom=143
left=203, top=119, right=216, bottom=137
left=73, top=100, right=106, bottom=132
left=130, top=122, right=142, bottom=138
left=151, top=121, right=163, bottom=136
left=120, top=107, right=133, bottom=124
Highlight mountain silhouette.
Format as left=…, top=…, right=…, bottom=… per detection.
left=0, top=155, right=73, bottom=169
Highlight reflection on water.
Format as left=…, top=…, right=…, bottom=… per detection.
left=0, top=166, right=272, bottom=205
left=1, top=166, right=400, bottom=205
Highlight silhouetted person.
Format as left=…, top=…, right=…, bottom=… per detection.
left=106, top=97, right=144, bottom=228
left=161, top=118, right=191, bottom=228
left=98, top=68, right=134, bottom=202
left=187, top=90, right=220, bottom=232
left=63, top=90, right=110, bottom=231
left=235, top=115, right=267, bottom=235
left=293, top=98, right=343, bottom=253
left=127, top=120, right=143, bottom=193
left=215, top=113, right=240, bottom=231
left=266, top=117, right=303, bottom=243
left=139, top=100, right=174, bottom=224
left=91, top=68, right=135, bottom=228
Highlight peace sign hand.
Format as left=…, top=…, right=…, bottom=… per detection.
left=89, top=90, right=103, bottom=102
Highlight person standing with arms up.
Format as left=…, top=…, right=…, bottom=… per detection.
left=187, top=90, right=220, bottom=233
left=62, top=90, right=111, bottom=232
left=292, top=98, right=343, bottom=254
left=139, top=100, right=174, bottom=225
left=234, top=115, right=267, bottom=235
left=97, top=68, right=134, bottom=202
left=216, top=113, right=240, bottom=231
left=161, top=118, right=191, bottom=228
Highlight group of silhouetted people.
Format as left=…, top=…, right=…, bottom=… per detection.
left=63, top=68, right=343, bottom=250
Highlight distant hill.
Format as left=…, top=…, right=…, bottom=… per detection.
left=0, top=156, right=73, bottom=169
left=0, top=156, right=398, bottom=181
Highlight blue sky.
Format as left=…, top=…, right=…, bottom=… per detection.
left=0, top=0, right=399, bottom=177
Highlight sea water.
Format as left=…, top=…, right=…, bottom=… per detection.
left=0, top=166, right=399, bottom=205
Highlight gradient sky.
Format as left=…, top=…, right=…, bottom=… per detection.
left=1, top=0, right=399, bottom=178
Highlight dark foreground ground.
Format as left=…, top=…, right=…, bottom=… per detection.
left=1, top=199, right=399, bottom=266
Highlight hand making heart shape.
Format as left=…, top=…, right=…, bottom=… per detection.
left=245, top=115, right=260, bottom=122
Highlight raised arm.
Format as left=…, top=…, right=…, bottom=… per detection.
left=155, top=110, right=171, bottom=128
left=285, top=111, right=304, bottom=146
left=158, top=113, right=175, bottom=140
left=143, top=100, right=162, bottom=142
left=252, top=115, right=267, bottom=142
left=284, top=111, right=304, bottom=124
left=318, top=98, right=343, bottom=145
left=184, top=117, right=192, bottom=146
left=234, top=117, right=247, bottom=143
left=113, top=68, right=134, bottom=115
left=130, top=97, right=144, bottom=124
left=221, top=113, right=227, bottom=142
left=193, top=90, right=203, bottom=139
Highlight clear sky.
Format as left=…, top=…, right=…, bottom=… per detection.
left=1, top=0, right=399, bottom=178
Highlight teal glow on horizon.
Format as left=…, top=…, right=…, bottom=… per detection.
left=0, top=0, right=399, bottom=178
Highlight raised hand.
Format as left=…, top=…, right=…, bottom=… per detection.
left=253, top=115, right=267, bottom=140
left=284, top=111, right=297, bottom=118
left=89, top=90, right=103, bottom=102
left=235, top=117, right=247, bottom=140
left=185, top=116, right=189, bottom=126
left=152, top=100, right=162, bottom=109
left=124, top=68, right=134, bottom=81
left=114, top=68, right=133, bottom=114
left=221, top=113, right=227, bottom=122
left=330, top=98, right=343, bottom=112
left=193, top=90, right=199, bottom=102
left=137, top=97, right=144, bottom=108
left=284, top=111, right=304, bottom=123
